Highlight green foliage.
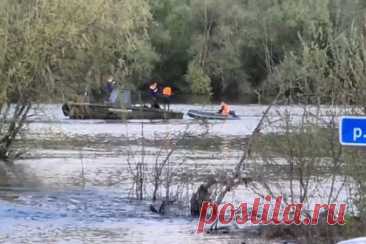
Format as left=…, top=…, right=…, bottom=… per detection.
left=0, top=0, right=157, bottom=162
left=269, top=22, right=366, bottom=105
left=0, top=0, right=156, bottom=103
left=179, top=0, right=334, bottom=99
left=1, top=0, right=366, bottom=101
left=189, top=0, right=249, bottom=97
left=185, top=61, right=212, bottom=95
left=149, top=0, right=192, bottom=91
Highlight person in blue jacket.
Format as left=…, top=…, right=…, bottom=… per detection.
left=149, top=81, right=160, bottom=109
left=104, top=75, right=118, bottom=104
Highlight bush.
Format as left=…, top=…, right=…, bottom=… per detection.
left=185, top=62, right=212, bottom=96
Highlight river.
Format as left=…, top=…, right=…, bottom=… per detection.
left=0, top=104, right=351, bottom=243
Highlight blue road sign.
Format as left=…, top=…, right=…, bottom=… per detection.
left=339, top=116, right=366, bottom=146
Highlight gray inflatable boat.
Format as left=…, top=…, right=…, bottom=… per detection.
left=187, top=110, right=240, bottom=120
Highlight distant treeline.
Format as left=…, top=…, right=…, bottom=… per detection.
left=1, top=0, right=366, bottom=104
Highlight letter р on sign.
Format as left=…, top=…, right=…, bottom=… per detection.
left=339, top=116, right=366, bottom=146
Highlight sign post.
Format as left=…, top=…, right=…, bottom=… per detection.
left=339, top=116, right=366, bottom=146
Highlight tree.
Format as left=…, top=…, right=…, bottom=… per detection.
left=189, top=0, right=249, bottom=98
left=185, top=61, right=212, bottom=95
left=0, top=0, right=155, bottom=178
left=268, top=19, right=366, bottom=105
left=149, top=0, right=192, bottom=92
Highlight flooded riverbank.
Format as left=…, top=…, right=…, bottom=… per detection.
left=0, top=104, right=354, bottom=243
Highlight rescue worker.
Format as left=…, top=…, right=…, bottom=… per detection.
left=218, top=101, right=230, bottom=116
left=105, top=76, right=114, bottom=94
left=149, top=81, right=160, bottom=109
left=149, top=81, right=159, bottom=96
left=88, top=75, right=115, bottom=103
left=162, top=86, right=173, bottom=111
left=104, top=75, right=118, bottom=104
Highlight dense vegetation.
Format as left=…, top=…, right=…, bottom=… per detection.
left=1, top=1, right=366, bottom=240
left=1, top=0, right=366, bottom=103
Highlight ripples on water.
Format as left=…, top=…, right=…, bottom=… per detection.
left=0, top=187, right=268, bottom=244
left=0, top=104, right=349, bottom=243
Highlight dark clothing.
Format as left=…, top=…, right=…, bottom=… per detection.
left=149, top=88, right=159, bottom=98
left=149, top=84, right=160, bottom=109
left=229, top=111, right=238, bottom=117
left=89, top=87, right=107, bottom=103
left=102, top=82, right=116, bottom=103
left=104, top=83, right=114, bottom=96
left=163, top=96, right=170, bottom=111
left=152, top=100, right=160, bottom=109
left=86, top=81, right=115, bottom=103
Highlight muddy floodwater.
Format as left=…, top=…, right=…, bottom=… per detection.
left=0, top=104, right=350, bottom=244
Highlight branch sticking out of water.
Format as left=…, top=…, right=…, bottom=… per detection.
left=190, top=92, right=283, bottom=219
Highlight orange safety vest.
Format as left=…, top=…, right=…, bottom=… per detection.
left=221, top=103, right=230, bottom=116
left=163, top=86, right=172, bottom=97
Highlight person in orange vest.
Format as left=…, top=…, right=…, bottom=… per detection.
left=162, top=86, right=173, bottom=111
left=218, top=101, right=230, bottom=116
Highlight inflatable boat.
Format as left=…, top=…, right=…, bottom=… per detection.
left=187, top=109, right=240, bottom=120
